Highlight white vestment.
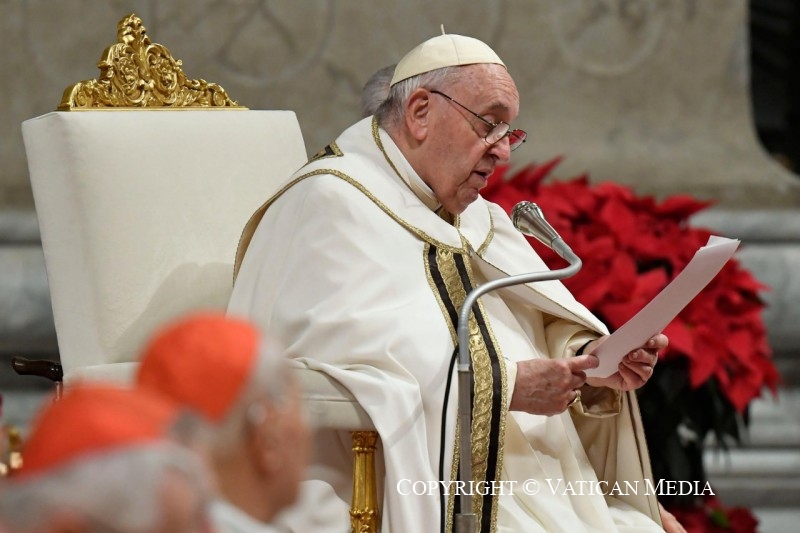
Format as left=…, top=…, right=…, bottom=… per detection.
left=209, top=499, right=281, bottom=533
left=229, top=117, right=663, bottom=532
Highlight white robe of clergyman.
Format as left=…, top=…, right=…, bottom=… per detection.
left=229, top=117, right=663, bottom=532
left=209, top=499, right=281, bottom=533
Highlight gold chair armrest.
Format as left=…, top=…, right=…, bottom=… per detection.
left=292, top=367, right=381, bottom=532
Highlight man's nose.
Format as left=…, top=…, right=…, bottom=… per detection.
left=487, top=136, right=512, bottom=163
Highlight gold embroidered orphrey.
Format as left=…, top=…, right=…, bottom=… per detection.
left=58, top=13, right=244, bottom=110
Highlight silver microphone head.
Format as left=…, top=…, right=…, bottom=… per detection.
left=511, top=201, right=561, bottom=248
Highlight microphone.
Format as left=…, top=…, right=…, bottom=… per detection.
left=511, top=201, right=576, bottom=263
left=454, top=201, right=582, bottom=533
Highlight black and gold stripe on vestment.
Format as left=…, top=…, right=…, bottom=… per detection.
left=425, top=244, right=508, bottom=533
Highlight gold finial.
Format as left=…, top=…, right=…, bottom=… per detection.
left=58, top=13, right=245, bottom=110
left=0, top=424, right=22, bottom=476
left=7, top=427, right=22, bottom=471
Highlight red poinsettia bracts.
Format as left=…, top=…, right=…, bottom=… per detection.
left=483, top=158, right=779, bottom=412
left=484, top=158, right=778, bottom=531
left=669, top=495, right=760, bottom=533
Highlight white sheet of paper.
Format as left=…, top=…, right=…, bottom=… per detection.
left=585, top=235, right=740, bottom=378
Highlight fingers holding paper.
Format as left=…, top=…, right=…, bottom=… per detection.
left=586, top=333, right=668, bottom=391
left=510, top=333, right=667, bottom=414
left=620, top=333, right=668, bottom=387
left=510, top=355, right=599, bottom=416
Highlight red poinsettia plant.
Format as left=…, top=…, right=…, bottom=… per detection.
left=483, top=157, right=780, bottom=532
left=669, top=495, right=760, bottom=533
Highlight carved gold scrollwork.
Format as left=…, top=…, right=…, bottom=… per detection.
left=350, top=430, right=380, bottom=533
left=58, top=13, right=244, bottom=110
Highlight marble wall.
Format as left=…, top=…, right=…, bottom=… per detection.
left=1, top=0, right=798, bottom=209
left=1, top=0, right=799, bottom=378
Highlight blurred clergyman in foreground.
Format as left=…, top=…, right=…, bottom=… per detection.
left=136, top=313, right=310, bottom=533
left=0, top=384, right=213, bottom=533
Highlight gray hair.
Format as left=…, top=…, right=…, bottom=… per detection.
left=375, top=66, right=467, bottom=131
left=360, top=64, right=396, bottom=118
left=0, top=441, right=210, bottom=533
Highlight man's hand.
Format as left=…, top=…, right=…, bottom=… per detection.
left=585, top=334, right=668, bottom=391
left=658, top=502, right=687, bottom=533
left=510, top=355, right=599, bottom=416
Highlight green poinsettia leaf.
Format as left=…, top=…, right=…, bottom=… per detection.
left=654, top=361, right=690, bottom=403
left=709, top=507, right=730, bottom=527
left=708, top=379, right=743, bottom=447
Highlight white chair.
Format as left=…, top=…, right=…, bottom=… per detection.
left=17, top=13, right=379, bottom=532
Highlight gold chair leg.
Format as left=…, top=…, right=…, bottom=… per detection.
left=350, top=430, right=380, bottom=533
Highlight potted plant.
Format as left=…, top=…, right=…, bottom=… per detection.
left=483, top=157, right=779, bottom=532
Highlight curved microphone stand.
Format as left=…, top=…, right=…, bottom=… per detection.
left=454, top=202, right=582, bottom=533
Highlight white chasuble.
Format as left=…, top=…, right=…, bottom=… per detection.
left=229, top=117, right=663, bottom=532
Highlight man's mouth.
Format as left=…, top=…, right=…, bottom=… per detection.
left=472, top=169, right=492, bottom=185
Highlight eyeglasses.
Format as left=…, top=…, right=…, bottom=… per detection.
left=430, top=89, right=527, bottom=151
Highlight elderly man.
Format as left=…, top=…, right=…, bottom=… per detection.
left=136, top=313, right=310, bottom=533
left=0, top=384, right=213, bottom=533
left=230, top=32, right=671, bottom=532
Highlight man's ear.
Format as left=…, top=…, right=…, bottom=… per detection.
left=404, top=88, right=432, bottom=142
left=248, top=411, right=281, bottom=476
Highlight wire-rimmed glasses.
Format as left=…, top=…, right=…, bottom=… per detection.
left=430, top=89, right=527, bottom=151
